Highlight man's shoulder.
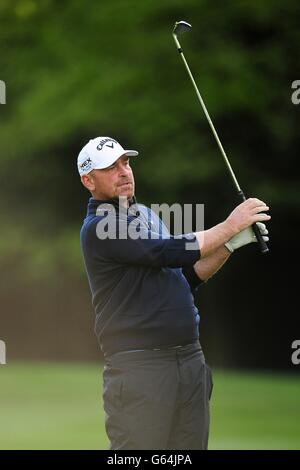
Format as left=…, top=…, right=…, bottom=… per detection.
left=80, top=215, right=97, bottom=240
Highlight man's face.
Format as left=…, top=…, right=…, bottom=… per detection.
left=81, top=154, right=135, bottom=200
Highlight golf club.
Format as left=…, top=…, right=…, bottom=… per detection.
left=172, top=20, right=269, bottom=254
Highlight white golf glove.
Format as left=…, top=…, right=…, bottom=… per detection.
left=225, top=222, right=269, bottom=253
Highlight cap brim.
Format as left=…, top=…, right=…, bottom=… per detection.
left=94, top=150, right=139, bottom=170
left=123, top=150, right=139, bottom=157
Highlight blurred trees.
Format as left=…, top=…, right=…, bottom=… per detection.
left=0, top=0, right=299, bottom=366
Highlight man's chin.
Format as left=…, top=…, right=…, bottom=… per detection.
left=117, top=185, right=134, bottom=198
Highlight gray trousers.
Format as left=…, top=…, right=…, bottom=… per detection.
left=102, top=340, right=213, bottom=450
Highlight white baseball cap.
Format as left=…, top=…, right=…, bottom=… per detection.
left=77, top=136, right=139, bottom=176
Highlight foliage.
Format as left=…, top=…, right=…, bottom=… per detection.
left=0, top=0, right=299, bottom=364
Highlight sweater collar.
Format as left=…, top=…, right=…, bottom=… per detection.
left=87, top=195, right=140, bottom=217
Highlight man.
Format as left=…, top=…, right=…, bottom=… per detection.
left=78, top=136, right=270, bottom=450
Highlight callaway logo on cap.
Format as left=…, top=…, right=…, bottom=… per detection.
left=77, top=136, right=139, bottom=176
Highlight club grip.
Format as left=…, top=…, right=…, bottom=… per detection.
left=252, top=222, right=269, bottom=254
left=237, top=190, right=269, bottom=255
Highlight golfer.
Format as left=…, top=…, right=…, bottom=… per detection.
left=78, top=136, right=270, bottom=450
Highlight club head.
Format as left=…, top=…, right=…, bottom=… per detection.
left=173, top=21, right=192, bottom=36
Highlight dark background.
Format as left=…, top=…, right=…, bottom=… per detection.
left=0, top=0, right=299, bottom=370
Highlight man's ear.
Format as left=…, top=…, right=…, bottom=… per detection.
left=81, top=174, right=95, bottom=191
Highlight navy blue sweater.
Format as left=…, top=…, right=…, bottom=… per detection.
left=80, top=197, right=203, bottom=356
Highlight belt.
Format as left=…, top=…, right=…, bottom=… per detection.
left=152, top=344, right=186, bottom=351
left=106, top=341, right=198, bottom=359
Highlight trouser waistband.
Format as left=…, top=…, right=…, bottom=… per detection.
left=104, top=340, right=201, bottom=361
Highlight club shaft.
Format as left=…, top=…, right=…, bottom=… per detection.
left=173, top=31, right=269, bottom=254
left=173, top=34, right=242, bottom=194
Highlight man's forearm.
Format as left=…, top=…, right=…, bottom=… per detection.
left=193, top=244, right=231, bottom=282
left=194, top=221, right=236, bottom=258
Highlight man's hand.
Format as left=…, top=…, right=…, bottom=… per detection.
left=225, top=222, right=269, bottom=253
left=225, top=198, right=271, bottom=234
left=194, top=197, right=271, bottom=259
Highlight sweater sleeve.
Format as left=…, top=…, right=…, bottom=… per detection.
left=86, top=216, right=200, bottom=268
left=182, top=265, right=205, bottom=292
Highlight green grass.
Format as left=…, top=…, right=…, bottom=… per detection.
left=0, top=362, right=299, bottom=450
left=209, top=370, right=300, bottom=449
